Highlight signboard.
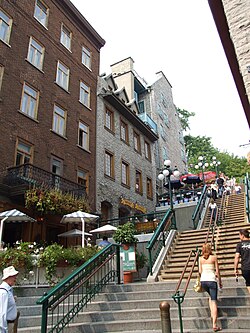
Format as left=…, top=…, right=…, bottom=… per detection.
left=120, top=244, right=137, bottom=272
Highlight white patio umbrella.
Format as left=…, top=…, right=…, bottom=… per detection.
left=60, top=211, right=99, bottom=247
left=90, top=224, right=117, bottom=234
left=58, top=229, right=92, bottom=238
left=0, top=209, right=36, bottom=249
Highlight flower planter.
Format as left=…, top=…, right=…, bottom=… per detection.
left=123, top=271, right=133, bottom=284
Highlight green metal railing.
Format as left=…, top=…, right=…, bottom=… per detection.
left=245, top=173, right=250, bottom=222
left=146, top=209, right=173, bottom=275
left=37, top=244, right=120, bottom=333
left=192, top=185, right=208, bottom=229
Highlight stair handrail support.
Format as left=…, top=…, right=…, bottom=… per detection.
left=245, top=173, right=250, bottom=222
left=192, top=185, right=208, bottom=229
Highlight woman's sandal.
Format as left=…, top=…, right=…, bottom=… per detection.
left=213, top=327, right=222, bottom=332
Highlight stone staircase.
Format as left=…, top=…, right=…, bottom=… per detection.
left=15, top=191, right=250, bottom=332
left=16, top=278, right=250, bottom=332
left=158, top=192, right=248, bottom=281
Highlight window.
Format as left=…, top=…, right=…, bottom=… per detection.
left=145, top=141, right=151, bottom=161
left=27, top=37, right=44, bottom=70
left=27, top=37, right=45, bottom=70
left=52, top=104, right=66, bottom=136
left=51, top=156, right=62, bottom=189
left=135, top=170, right=142, bottom=193
left=82, top=46, right=91, bottom=69
left=105, top=108, right=114, bottom=132
left=120, top=120, right=129, bottom=143
left=79, top=81, right=90, bottom=108
left=20, top=83, right=39, bottom=119
left=121, top=161, right=130, bottom=186
left=0, top=65, right=4, bottom=93
left=133, top=131, right=141, bottom=153
left=105, top=150, right=114, bottom=178
left=138, top=101, right=145, bottom=114
left=77, top=169, right=89, bottom=194
left=146, top=177, right=153, bottom=198
left=56, top=61, right=69, bottom=91
left=78, top=121, right=89, bottom=150
left=0, top=8, right=12, bottom=44
left=15, top=140, right=33, bottom=165
left=34, top=0, right=49, bottom=28
left=60, top=24, right=71, bottom=50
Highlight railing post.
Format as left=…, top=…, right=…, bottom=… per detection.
left=116, top=245, right=121, bottom=284
left=172, top=292, right=184, bottom=333
left=41, top=298, right=48, bottom=333
left=148, top=248, right=153, bottom=275
left=159, top=301, right=172, bottom=333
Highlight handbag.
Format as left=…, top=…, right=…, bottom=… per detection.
left=193, top=275, right=204, bottom=293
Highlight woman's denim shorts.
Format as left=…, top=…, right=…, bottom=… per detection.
left=201, top=281, right=218, bottom=300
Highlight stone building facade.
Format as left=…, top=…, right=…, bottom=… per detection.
left=222, top=0, right=250, bottom=104
left=110, top=58, right=187, bottom=197
left=0, top=0, right=104, bottom=244
left=96, top=74, right=158, bottom=220
left=208, top=0, right=250, bottom=126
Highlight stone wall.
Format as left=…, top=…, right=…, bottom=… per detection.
left=222, top=0, right=250, bottom=103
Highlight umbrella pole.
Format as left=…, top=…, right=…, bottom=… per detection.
left=81, top=218, right=85, bottom=248
left=0, top=216, right=8, bottom=250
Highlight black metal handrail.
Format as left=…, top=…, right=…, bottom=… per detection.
left=245, top=173, right=250, bottom=222
left=146, top=209, right=173, bottom=275
left=3, top=163, right=86, bottom=197
left=37, top=244, right=120, bottom=333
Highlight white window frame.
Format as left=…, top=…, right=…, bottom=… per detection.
left=20, top=82, right=39, bottom=119
left=105, top=151, right=114, bottom=178
left=82, top=46, right=91, bottom=69
left=121, top=161, right=130, bottom=186
left=0, top=8, right=12, bottom=45
left=52, top=104, right=66, bottom=137
left=79, top=81, right=90, bottom=108
left=60, top=24, right=71, bottom=51
left=15, top=140, right=33, bottom=166
left=78, top=121, right=89, bottom=151
left=27, top=37, right=45, bottom=70
left=34, top=0, right=49, bottom=28
left=56, top=61, right=70, bottom=91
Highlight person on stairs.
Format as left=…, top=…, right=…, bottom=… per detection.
left=234, top=229, right=250, bottom=294
left=199, top=243, right=222, bottom=332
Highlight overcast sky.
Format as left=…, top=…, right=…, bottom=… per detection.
left=71, top=0, right=250, bottom=158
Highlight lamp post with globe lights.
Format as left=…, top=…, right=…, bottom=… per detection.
left=158, top=160, right=181, bottom=229
left=210, top=156, right=221, bottom=178
left=195, top=156, right=209, bottom=185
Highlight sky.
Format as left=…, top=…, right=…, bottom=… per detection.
left=71, top=0, right=250, bottom=158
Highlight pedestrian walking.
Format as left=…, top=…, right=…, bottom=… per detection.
left=199, top=243, right=222, bottom=332
left=0, top=266, right=20, bottom=333
left=234, top=229, right=250, bottom=294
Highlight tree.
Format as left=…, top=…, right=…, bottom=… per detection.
left=176, top=108, right=195, bottom=131
left=185, top=135, right=250, bottom=180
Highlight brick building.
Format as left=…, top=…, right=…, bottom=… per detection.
left=0, top=0, right=104, bottom=244
left=96, top=74, right=158, bottom=220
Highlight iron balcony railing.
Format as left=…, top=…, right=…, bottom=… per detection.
left=3, top=164, right=86, bottom=197
left=37, top=244, right=120, bottom=333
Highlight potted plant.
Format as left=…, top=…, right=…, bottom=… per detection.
left=113, top=222, right=138, bottom=283
left=113, top=222, right=138, bottom=248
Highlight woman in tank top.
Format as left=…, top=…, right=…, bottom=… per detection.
left=199, top=243, right=223, bottom=332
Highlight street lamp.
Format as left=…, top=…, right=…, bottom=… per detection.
left=209, top=156, right=221, bottom=177
left=158, top=159, right=180, bottom=229
left=194, top=156, right=209, bottom=185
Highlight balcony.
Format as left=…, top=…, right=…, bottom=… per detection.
left=1, top=164, right=86, bottom=197
left=137, top=112, right=158, bottom=134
